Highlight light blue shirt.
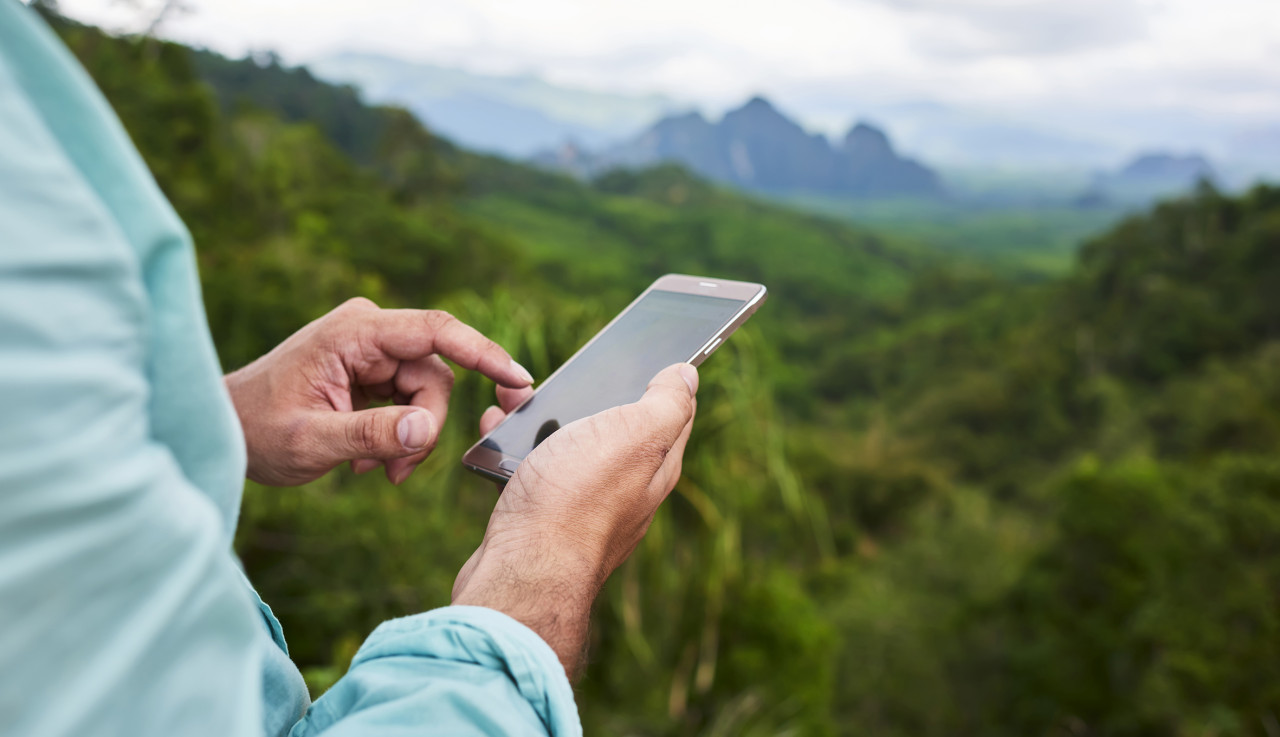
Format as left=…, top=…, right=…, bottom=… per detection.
left=0, top=3, right=580, bottom=735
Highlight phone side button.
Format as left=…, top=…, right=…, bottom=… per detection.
left=498, top=458, right=521, bottom=474
left=702, top=337, right=722, bottom=356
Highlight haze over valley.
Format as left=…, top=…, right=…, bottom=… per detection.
left=306, top=50, right=1272, bottom=214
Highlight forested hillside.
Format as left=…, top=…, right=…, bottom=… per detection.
left=45, top=7, right=1280, bottom=735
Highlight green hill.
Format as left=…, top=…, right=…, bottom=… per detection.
left=42, top=6, right=1280, bottom=735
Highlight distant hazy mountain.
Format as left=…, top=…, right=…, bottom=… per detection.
left=307, top=52, right=1278, bottom=197
left=838, top=123, right=940, bottom=197
left=860, top=101, right=1123, bottom=169
left=1085, top=152, right=1217, bottom=206
left=546, top=96, right=941, bottom=198
left=860, top=100, right=1271, bottom=176
left=1116, top=153, right=1215, bottom=183
left=308, top=52, right=677, bottom=157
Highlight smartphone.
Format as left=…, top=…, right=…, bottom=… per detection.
left=462, top=274, right=768, bottom=482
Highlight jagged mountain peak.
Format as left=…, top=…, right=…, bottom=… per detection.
left=721, top=95, right=796, bottom=128
left=552, top=95, right=943, bottom=198
left=844, top=121, right=890, bottom=146
left=739, top=95, right=780, bottom=112
left=843, top=121, right=899, bottom=160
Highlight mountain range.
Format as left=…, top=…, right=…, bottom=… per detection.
left=539, top=97, right=943, bottom=198
left=309, top=51, right=1280, bottom=193
left=1077, top=152, right=1218, bottom=207
left=305, top=51, right=1269, bottom=204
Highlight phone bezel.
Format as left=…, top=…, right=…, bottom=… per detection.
left=461, top=274, right=768, bottom=483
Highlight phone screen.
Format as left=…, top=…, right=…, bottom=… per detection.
left=480, top=289, right=748, bottom=460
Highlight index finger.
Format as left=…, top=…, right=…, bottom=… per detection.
left=496, top=384, right=534, bottom=413
left=368, top=309, right=534, bottom=388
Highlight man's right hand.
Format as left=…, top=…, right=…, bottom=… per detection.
left=452, top=363, right=699, bottom=678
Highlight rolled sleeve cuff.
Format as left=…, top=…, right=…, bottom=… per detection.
left=293, top=606, right=581, bottom=737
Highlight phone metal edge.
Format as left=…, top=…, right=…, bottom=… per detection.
left=689, top=283, right=767, bottom=368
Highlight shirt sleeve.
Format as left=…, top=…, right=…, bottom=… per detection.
left=0, top=12, right=271, bottom=737
left=290, top=607, right=582, bottom=737
left=0, top=5, right=582, bottom=737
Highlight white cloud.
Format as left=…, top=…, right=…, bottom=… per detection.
left=50, top=0, right=1280, bottom=138
left=860, top=0, right=1149, bottom=57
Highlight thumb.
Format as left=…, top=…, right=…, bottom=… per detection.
left=313, top=406, right=438, bottom=462
left=636, top=363, right=698, bottom=444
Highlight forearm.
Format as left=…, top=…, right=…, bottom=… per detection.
left=451, top=364, right=698, bottom=679
left=452, top=543, right=601, bottom=680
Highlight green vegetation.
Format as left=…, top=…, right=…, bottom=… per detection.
left=782, top=194, right=1126, bottom=275
left=47, top=7, right=1280, bottom=735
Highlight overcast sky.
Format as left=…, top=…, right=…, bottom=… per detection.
left=52, top=0, right=1280, bottom=136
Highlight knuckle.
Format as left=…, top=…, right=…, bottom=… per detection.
left=647, top=391, right=692, bottom=428
left=440, top=364, right=457, bottom=389
left=324, top=299, right=377, bottom=344
left=423, top=309, right=456, bottom=331
left=669, top=385, right=696, bottom=418
left=347, top=412, right=384, bottom=455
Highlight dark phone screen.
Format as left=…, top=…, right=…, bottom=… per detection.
left=480, top=289, right=747, bottom=460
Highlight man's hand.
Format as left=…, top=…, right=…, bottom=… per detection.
left=452, top=363, right=699, bottom=678
left=224, top=297, right=534, bottom=486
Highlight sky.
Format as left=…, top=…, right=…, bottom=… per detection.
left=50, top=0, right=1280, bottom=148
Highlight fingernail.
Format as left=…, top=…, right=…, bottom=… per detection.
left=397, top=410, right=433, bottom=450
left=511, top=359, right=534, bottom=385
left=678, top=363, right=699, bottom=395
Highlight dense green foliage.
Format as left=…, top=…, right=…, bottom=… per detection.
left=783, top=194, right=1126, bottom=275
left=47, top=8, right=1280, bottom=735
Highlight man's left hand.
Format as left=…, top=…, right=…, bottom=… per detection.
left=224, top=297, right=534, bottom=486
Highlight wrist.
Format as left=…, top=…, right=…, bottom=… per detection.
left=222, top=366, right=255, bottom=428
left=452, top=538, right=602, bottom=678
left=223, top=365, right=271, bottom=483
